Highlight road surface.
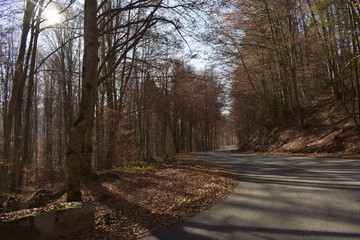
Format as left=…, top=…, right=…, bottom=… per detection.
left=143, top=150, right=360, bottom=240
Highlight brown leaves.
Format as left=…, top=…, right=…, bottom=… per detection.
left=63, top=154, right=237, bottom=240
left=1, top=154, right=237, bottom=240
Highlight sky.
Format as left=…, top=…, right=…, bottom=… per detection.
left=0, top=0, right=229, bottom=75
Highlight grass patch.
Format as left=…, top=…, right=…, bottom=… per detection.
left=55, top=202, right=82, bottom=212
left=130, top=162, right=161, bottom=170
left=125, top=156, right=169, bottom=170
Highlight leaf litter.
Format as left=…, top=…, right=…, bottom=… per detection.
left=5, top=154, right=238, bottom=240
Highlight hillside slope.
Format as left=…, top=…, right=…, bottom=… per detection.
left=238, top=96, right=360, bottom=159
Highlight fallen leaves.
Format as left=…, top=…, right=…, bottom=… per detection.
left=3, top=154, right=238, bottom=240
left=68, top=154, right=238, bottom=240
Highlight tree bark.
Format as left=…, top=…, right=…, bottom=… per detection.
left=22, top=0, right=43, bottom=177
left=65, top=0, right=99, bottom=202
left=3, top=0, right=39, bottom=193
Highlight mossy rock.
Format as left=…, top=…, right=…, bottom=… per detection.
left=1, top=214, right=40, bottom=239
left=0, top=202, right=94, bottom=240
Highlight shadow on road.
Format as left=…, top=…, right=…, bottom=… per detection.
left=145, top=151, right=360, bottom=240
left=144, top=151, right=360, bottom=240
left=152, top=221, right=360, bottom=240
left=194, top=152, right=360, bottom=191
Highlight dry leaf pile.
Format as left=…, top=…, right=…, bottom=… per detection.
left=53, top=154, right=238, bottom=240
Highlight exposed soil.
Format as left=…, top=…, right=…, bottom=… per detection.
left=1, top=154, right=238, bottom=240
left=237, top=95, right=360, bottom=159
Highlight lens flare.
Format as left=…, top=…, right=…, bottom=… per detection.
left=44, top=7, right=63, bottom=26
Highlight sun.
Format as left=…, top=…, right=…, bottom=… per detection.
left=44, top=7, right=63, bottom=26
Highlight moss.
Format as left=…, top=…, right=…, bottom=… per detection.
left=55, top=207, right=73, bottom=212
left=8, top=214, right=36, bottom=223
left=55, top=202, right=82, bottom=212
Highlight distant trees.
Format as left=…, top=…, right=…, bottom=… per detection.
left=216, top=0, right=360, bottom=143
left=169, top=61, right=224, bottom=153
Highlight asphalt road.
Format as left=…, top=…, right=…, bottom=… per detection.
left=143, top=150, right=360, bottom=240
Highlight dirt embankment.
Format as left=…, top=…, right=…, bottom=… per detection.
left=237, top=96, right=360, bottom=159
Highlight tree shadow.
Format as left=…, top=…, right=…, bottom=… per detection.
left=85, top=177, right=180, bottom=232
left=150, top=221, right=360, bottom=240
left=144, top=151, right=360, bottom=240
left=194, top=151, right=360, bottom=191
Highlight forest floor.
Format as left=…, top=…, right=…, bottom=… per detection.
left=237, top=95, right=360, bottom=160
left=0, top=154, right=238, bottom=240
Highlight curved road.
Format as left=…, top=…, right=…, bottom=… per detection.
left=143, top=150, right=360, bottom=240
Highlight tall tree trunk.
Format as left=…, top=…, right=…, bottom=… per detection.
left=4, top=0, right=39, bottom=193
left=65, top=0, right=99, bottom=202
left=44, top=78, right=54, bottom=182
left=102, top=54, right=116, bottom=170
left=22, top=2, right=43, bottom=175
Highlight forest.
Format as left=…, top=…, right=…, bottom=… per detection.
left=220, top=0, right=360, bottom=134
left=0, top=0, right=360, bottom=227
left=0, top=0, right=239, bottom=205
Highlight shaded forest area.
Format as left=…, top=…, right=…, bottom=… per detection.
left=216, top=0, right=360, bottom=153
left=0, top=0, right=236, bottom=207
